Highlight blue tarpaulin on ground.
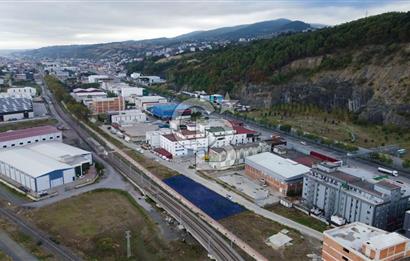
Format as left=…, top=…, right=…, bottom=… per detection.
left=164, top=175, right=245, bottom=220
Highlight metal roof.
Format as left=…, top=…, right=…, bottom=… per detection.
left=0, top=97, right=32, bottom=114
left=245, top=152, right=310, bottom=181
left=0, top=147, right=72, bottom=178
left=0, top=125, right=59, bottom=143
left=0, top=142, right=91, bottom=178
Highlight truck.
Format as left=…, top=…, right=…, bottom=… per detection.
left=377, top=167, right=398, bottom=177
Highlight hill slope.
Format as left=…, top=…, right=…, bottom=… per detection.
left=132, top=12, right=410, bottom=127
left=174, top=19, right=311, bottom=41
left=18, top=19, right=312, bottom=59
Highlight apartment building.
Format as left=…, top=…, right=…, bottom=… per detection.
left=302, top=162, right=409, bottom=230
left=323, top=222, right=410, bottom=261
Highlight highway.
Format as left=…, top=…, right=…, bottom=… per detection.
left=42, top=78, right=257, bottom=261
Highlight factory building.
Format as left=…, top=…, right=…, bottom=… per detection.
left=133, top=95, right=167, bottom=110
left=71, top=88, right=107, bottom=106
left=110, top=109, right=147, bottom=125
left=0, top=125, right=62, bottom=149
left=0, top=97, right=33, bottom=122
left=7, top=87, right=37, bottom=98
left=148, top=103, right=191, bottom=120
left=0, top=142, right=92, bottom=193
left=90, top=96, right=125, bottom=114
left=245, top=152, right=310, bottom=195
left=208, top=142, right=270, bottom=170
left=302, top=162, right=409, bottom=231
left=323, top=222, right=410, bottom=261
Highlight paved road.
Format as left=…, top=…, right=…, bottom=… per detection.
left=0, top=231, right=37, bottom=261
left=43, top=78, right=252, bottom=261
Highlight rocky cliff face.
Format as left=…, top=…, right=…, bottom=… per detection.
left=236, top=44, right=410, bottom=127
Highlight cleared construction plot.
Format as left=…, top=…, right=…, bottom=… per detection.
left=221, top=211, right=322, bottom=261
left=23, top=189, right=207, bottom=260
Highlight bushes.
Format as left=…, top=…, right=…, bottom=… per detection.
left=369, top=152, right=393, bottom=164
left=403, top=160, right=410, bottom=169
left=279, top=124, right=292, bottom=133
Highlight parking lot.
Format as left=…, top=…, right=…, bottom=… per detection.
left=218, top=172, right=279, bottom=206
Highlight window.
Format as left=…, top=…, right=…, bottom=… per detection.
left=49, top=137, right=53, bottom=140
left=342, top=257, right=349, bottom=261
left=343, top=248, right=350, bottom=253
left=42, top=138, right=46, bottom=141
left=35, top=139, right=39, bottom=142
left=19, top=142, right=23, bottom=145
left=56, top=135, right=60, bottom=138
left=2, top=145, right=6, bottom=148
left=11, top=144, right=15, bottom=147
left=28, top=141, right=31, bottom=144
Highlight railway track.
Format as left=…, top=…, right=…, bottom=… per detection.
left=44, top=79, right=246, bottom=261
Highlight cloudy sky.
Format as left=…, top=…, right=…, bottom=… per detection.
left=0, top=0, right=409, bottom=49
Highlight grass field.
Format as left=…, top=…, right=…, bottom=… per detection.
left=220, top=211, right=322, bottom=261
left=24, top=189, right=207, bottom=261
left=266, top=204, right=330, bottom=232
left=0, top=251, right=12, bottom=261
left=0, top=118, right=58, bottom=133
left=0, top=214, right=54, bottom=260
left=239, top=109, right=410, bottom=160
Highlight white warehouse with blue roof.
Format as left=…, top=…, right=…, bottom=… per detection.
left=0, top=141, right=92, bottom=193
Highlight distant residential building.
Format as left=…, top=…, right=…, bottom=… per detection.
left=245, top=152, right=310, bottom=195
left=0, top=97, right=33, bottom=122
left=323, top=222, right=410, bottom=261
left=7, top=87, right=37, bottom=98
left=88, top=75, right=110, bottom=83
left=0, top=78, right=4, bottom=85
left=136, top=76, right=165, bottom=86
left=90, top=97, right=125, bottom=114
left=0, top=125, right=62, bottom=149
left=120, top=87, right=145, bottom=99
left=110, top=109, right=146, bottom=125
left=302, top=162, right=409, bottom=230
left=14, top=73, right=27, bottom=81
left=130, top=72, right=141, bottom=79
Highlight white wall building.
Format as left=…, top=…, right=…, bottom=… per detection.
left=159, top=130, right=208, bottom=157
left=133, top=95, right=167, bottom=110
left=120, top=87, right=145, bottom=100
left=88, top=75, right=110, bottom=83
left=71, top=88, right=107, bottom=106
left=0, top=125, right=62, bottom=149
left=111, top=110, right=147, bottom=125
left=0, top=142, right=92, bottom=193
left=7, top=87, right=36, bottom=98
left=146, top=128, right=172, bottom=148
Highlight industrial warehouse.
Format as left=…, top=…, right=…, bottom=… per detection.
left=0, top=141, right=92, bottom=194
left=0, top=125, right=62, bottom=148
left=245, top=152, right=311, bottom=195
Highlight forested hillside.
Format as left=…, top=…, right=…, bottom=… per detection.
left=128, top=12, right=410, bottom=127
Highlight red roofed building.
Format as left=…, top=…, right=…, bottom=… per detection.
left=0, top=125, right=62, bottom=149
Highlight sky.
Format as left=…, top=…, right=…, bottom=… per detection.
left=0, top=0, right=409, bottom=49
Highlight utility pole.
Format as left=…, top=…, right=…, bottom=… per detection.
left=125, top=230, right=131, bottom=258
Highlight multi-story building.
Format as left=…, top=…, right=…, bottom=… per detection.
left=302, top=162, right=409, bottom=230
left=90, top=97, right=125, bottom=114
left=245, top=152, right=310, bottom=195
left=323, top=222, right=410, bottom=261
left=160, top=129, right=208, bottom=157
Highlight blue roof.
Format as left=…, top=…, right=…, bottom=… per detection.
left=164, top=175, right=245, bottom=220
left=148, top=103, right=190, bottom=119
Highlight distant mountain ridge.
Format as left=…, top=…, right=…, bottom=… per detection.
left=17, top=18, right=313, bottom=59
left=174, top=18, right=311, bottom=41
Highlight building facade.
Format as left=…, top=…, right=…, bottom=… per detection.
left=245, top=152, right=310, bottom=195
left=323, top=222, right=410, bottom=261
left=0, top=97, right=34, bottom=122
left=0, top=125, right=62, bottom=149
left=110, top=109, right=146, bottom=125
left=90, top=97, right=125, bottom=114
left=302, top=163, right=409, bottom=231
